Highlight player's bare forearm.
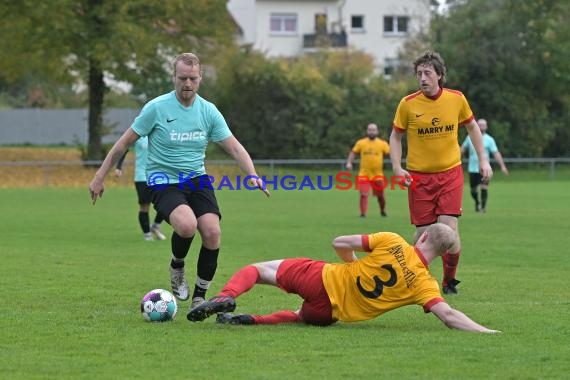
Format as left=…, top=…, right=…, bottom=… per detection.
left=332, top=235, right=362, bottom=262
left=115, top=149, right=129, bottom=172
left=389, top=129, right=404, bottom=171
left=494, top=152, right=509, bottom=174
left=335, top=247, right=357, bottom=262
left=219, top=136, right=270, bottom=197
left=465, top=121, right=488, bottom=165
left=90, top=128, right=139, bottom=204
left=346, top=152, right=356, bottom=170
left=219, top=137, right=254, bottom=175
left=465, top=121, right=493, bottom=180
left=95, top=129, right=138, bottom=179
left=388, top=129, right=414, bottom=186
left=446, top=309, right=499, bottom=333
left=431, top=302, right=500, bottom=333
left=97, top=149, right=128, bottom=179
left=235, top=149, right=257, bottom=178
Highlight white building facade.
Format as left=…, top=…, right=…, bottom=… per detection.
left=227, top=0, right=432, bottom=74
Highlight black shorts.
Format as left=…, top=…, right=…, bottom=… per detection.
left=469, top=172, right=489, bottom=188
left=151, top=175, right=221, bottom=223
left=135, top=181, right=153, bottom=204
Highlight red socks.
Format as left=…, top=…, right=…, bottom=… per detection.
left=360, top=195, right=368, bottom=215
left=253, top=310, right=300, bottom=325
left=219, top=265, right=259, bottom=298
left=215, top=265, right=303, bottom=325
left=442, top=251, right=460, bottom=286
left=378, top=193, right=386, bottom=212
left=360, top=194, right=386, bottom=215
left=218, top=266, right=300, bottom=325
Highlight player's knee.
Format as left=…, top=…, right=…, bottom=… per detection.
left=200, top=225, right=221, bottom=246
left=253, top=261, right=279, bottom=284
left=438, top=218, right=458, bottom=232
left=175, top=222, right=197, bottom=238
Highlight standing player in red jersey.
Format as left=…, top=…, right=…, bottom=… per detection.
left=389, top=51, right=493, bottom=295
left=345, top=123, right=390, bottom=218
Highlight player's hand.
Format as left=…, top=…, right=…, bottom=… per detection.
left=486, top=329, right=502, bottom=334
left=249, top=175, right=270, bottom=197
left=393, top=168, right=414, bottom=187
left=89, top=177, right=105, bottom=205
left=501, top=167, right=509, bottom=175
left=114, top=169, right=123, bottom=177
left=345, top=162, right=353, bottom=171
left=480, top=162, right=493, bottom=182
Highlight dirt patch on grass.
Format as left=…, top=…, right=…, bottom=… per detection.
left=0, top=147, right=244, bottom=188
left=1, top=146, right=82, bottom=161
left=0, top=147, right=132, bottom=188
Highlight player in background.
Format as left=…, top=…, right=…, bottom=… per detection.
left=345, top=123, right=390, bottom=217
left=187, top=223, right=500, bottom=334
left=115, top=136, right=166, bottom=241
left=461, top=118, right=509, bottom=213
left=389, top=51, right=493, bottom=295
left=90, top=53, right=269, bottom=311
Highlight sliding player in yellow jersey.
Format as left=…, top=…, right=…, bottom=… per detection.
left=187, top=223, right=499, bottom=333
left=389, top=51, right=493, bottom=295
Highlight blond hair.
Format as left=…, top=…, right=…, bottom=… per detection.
left=425, top=223, right=458, bottom=255
left=172, top=53, right=201, bottom=75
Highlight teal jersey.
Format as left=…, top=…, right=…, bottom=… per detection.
left=131, top=92, right=232, bottom=183
left=133, top=137, right=148, bottom=182
left=462, top=134, right=498, bottom=173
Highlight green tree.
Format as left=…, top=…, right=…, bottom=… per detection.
left=212, top=49, right=399, bottom=158
left=0, top=0, right=234, bottom=160
left=432, top=0, right=570, bottom=156
left=214, top=49, right=341, bottom=158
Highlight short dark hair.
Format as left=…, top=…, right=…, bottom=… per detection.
left=414, top=51, right=446, bottom=87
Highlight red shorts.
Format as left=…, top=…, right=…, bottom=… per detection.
left=408, top=165, right=463, bottom=226
left=355, top=176, right=386, bottom=197
left=276, top=258, right=336, bottom=326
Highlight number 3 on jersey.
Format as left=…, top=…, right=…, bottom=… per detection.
left=356, top=264, right=397, bottom=299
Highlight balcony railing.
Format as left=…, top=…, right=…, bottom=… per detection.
left=303, top=32, right=347, bottom=49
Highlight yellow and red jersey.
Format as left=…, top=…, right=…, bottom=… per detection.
left=322, top=232, right=443, bottom=322
left=392, top=88, right=474, bottom=173
left=351, top=137, right=390, bottom=178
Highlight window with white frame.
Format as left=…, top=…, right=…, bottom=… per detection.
left=383, top=16, right=409, bottom=35
left=384, top=57, right=401, bottom=76
left=351, top=15, right=365, bottom=32
left=270, top=13, right=298, bottom=35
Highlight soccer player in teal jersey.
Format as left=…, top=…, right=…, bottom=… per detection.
left=90, top=53, right=269, bottom=310
left=461, top=119, right=509, bottom=213
left=115, top=136, right=166, bottom=241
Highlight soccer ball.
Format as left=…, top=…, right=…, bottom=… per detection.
left=140, top=289, right=177, bottom=322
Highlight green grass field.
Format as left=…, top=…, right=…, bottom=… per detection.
left=1, top=176, right=569, bottom=379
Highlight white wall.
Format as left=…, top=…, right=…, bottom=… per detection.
left=228, top=0, right=431, bottom=70
left=254, top=0, right=339, bottom=57
left=227, top=0, right=257, bottom=45
left=343, top=0, right=430, bottom=68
